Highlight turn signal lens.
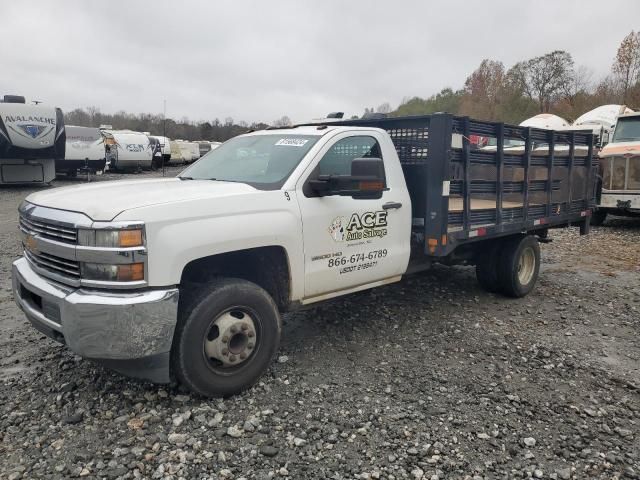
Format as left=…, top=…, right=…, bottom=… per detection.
left=117, top=263, right=145, bottom=281
left=79, top=228, right=144, bottom=247
left=359, top=181, right=384, bottom=192
left=118, top=229, right=143, bottom=247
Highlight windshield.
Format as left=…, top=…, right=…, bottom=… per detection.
left=612, top=117, right=640, bottom=143
left=180, top=134, right=320, bottom=189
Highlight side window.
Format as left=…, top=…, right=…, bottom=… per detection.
left=317, top=136, right=383, bottom=177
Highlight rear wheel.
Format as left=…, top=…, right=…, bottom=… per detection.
left=497, top=235, right=540, bottom=298
left=591, top=209, right=607, bottom=226
left=172, top=278, right=281, bottom=397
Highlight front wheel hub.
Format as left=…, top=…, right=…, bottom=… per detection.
left=204, top=310, right=257, bottom=367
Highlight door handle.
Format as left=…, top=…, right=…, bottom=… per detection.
left=382, top=201, right=402, bottom=210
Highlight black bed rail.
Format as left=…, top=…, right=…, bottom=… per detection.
left=297, top=113, right=597, bottom=257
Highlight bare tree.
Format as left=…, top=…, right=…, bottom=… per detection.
left=509, top=50, right=575, bottom=112
left=272, top=115, right=292, bottom=127
left=376, top=102, right=392, bottom=114
left=612, top=31, right=640, bottom=103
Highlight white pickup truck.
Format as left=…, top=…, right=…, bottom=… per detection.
left=12, top=114, right=597, bottom=397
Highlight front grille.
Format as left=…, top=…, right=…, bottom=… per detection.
left=19, top=215, right=77, bottom=244
left=24, top=248, right=80, bottom=279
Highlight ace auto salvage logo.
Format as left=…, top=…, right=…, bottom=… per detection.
left=328, top=211, right=388, bottom=242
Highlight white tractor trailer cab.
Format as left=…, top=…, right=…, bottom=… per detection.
left=593, top=110, right=640, bottom=224
left=13, top=114, right=598, bottom=397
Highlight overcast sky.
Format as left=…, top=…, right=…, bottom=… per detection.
left=3, top=0, right=639, bottom=124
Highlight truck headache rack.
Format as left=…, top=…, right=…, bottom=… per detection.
left=300, top=114, right=597, bottom=257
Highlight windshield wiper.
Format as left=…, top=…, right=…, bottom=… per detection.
left=205, top=178, right=245, bottom=184
left=179, top=176, right=194, bottom=180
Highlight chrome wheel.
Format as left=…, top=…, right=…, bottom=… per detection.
left=518, top=247, right=536, bottom=285
left=204, top=309, right=257, bottom=369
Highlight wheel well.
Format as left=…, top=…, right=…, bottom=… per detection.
left=180, top=246, right=291, bottom=311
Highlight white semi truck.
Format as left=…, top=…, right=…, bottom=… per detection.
left=593, top=111, right=640, bottom=224
left=0, top=95, right=64, bottom=185
left=13, top=114, right=598, bottom=397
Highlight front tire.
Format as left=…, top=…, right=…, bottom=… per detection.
left=496, top=235, right=540, bottom=298
left=172, top=278, right=281, bottom=397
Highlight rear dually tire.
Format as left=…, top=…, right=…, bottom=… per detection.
left=496, top=235, right=540, bottom=298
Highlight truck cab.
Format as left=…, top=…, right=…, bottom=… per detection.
left=593, top=111, right=640, bottom=224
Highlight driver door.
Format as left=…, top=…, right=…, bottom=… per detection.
left=296, top=131, right=411, bottom=300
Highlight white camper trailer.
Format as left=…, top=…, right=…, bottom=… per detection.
left=0, top=95, right=63, bottom=185
left=169, top=140, right=184, bottom=163
left=177, top=141, right=200, bottom=163
left=197, top=141, right=212, bottom=157
left=105, top=131, right=153, bottom=170
left=197, top=141, right=222, bottom=157
left=149, top=135, right=172, bottom=163
left=59, top=125, right=107, bottom=176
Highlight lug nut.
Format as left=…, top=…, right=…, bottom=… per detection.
left=222, top=336, right=229, bottom=343
left=241, top=323, right=248, bottom=331
left=229, top=355, right=236, bottom=362
left=230, top=325, right=238, bottom=333
left=240, top=353, right=247, bottom=360
left=247, top=343, right=254, bottom=349
left=222, top=348, right=229, bottom=356
left=248, top=331, right=255, bottom=338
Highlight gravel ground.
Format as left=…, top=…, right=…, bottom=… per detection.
left=0, top=169, right=639, bottom=480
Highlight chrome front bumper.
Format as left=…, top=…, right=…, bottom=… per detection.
left=600, top=192, right=640, bottom=212
left=12, top=257, right=179, bottom=383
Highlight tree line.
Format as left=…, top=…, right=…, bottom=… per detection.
left=65, top=31, right=640, bottom=139
left=64, top=107, right=271, bottom=142
left=389, top=31, right=640, bottom=124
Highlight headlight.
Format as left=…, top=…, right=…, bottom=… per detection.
left=78, top=228, right=144, bottom=248
left=81, top=262, right=145, bottom=282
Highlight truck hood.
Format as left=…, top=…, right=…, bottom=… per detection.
left=600, top=141, right=640, bottom=157
left=26, top=178, right=257, bottom=221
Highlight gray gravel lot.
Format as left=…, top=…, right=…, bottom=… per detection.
left=0, top=168, right=639, bottom=480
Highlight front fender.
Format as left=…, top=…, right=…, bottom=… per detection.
left=115, top=191, right=306, bottom=301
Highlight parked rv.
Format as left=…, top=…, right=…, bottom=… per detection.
left=198, top=141, right=213, bottom=157
left=105, top=130, right=153, bottom=170
left=0, top=95, right=64, bottom=185
left=169, top=140, right=184, bottom=163
left=149, top=135, right=172, bottom=163
left=177, top=141, right=200, bottom=163
left=148, top=136, right=164, bottom=170
left=13, top=113, right=597, bottom=397
left=593, top=110, right=640, bottom=224
left=59, top=125, right=107, bottom=176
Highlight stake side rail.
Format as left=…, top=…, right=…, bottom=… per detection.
left=297, top=114, right=596, bottom=256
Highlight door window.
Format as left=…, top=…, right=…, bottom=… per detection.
left=304, top=135, right=385, bottom=197
left=317, top=136, right=384, bottom=177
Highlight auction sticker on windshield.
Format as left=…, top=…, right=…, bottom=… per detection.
left=275, top=138, right=309, bottom=147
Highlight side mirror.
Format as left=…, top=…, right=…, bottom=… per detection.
left=308, top=157, right=385, bottom=199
